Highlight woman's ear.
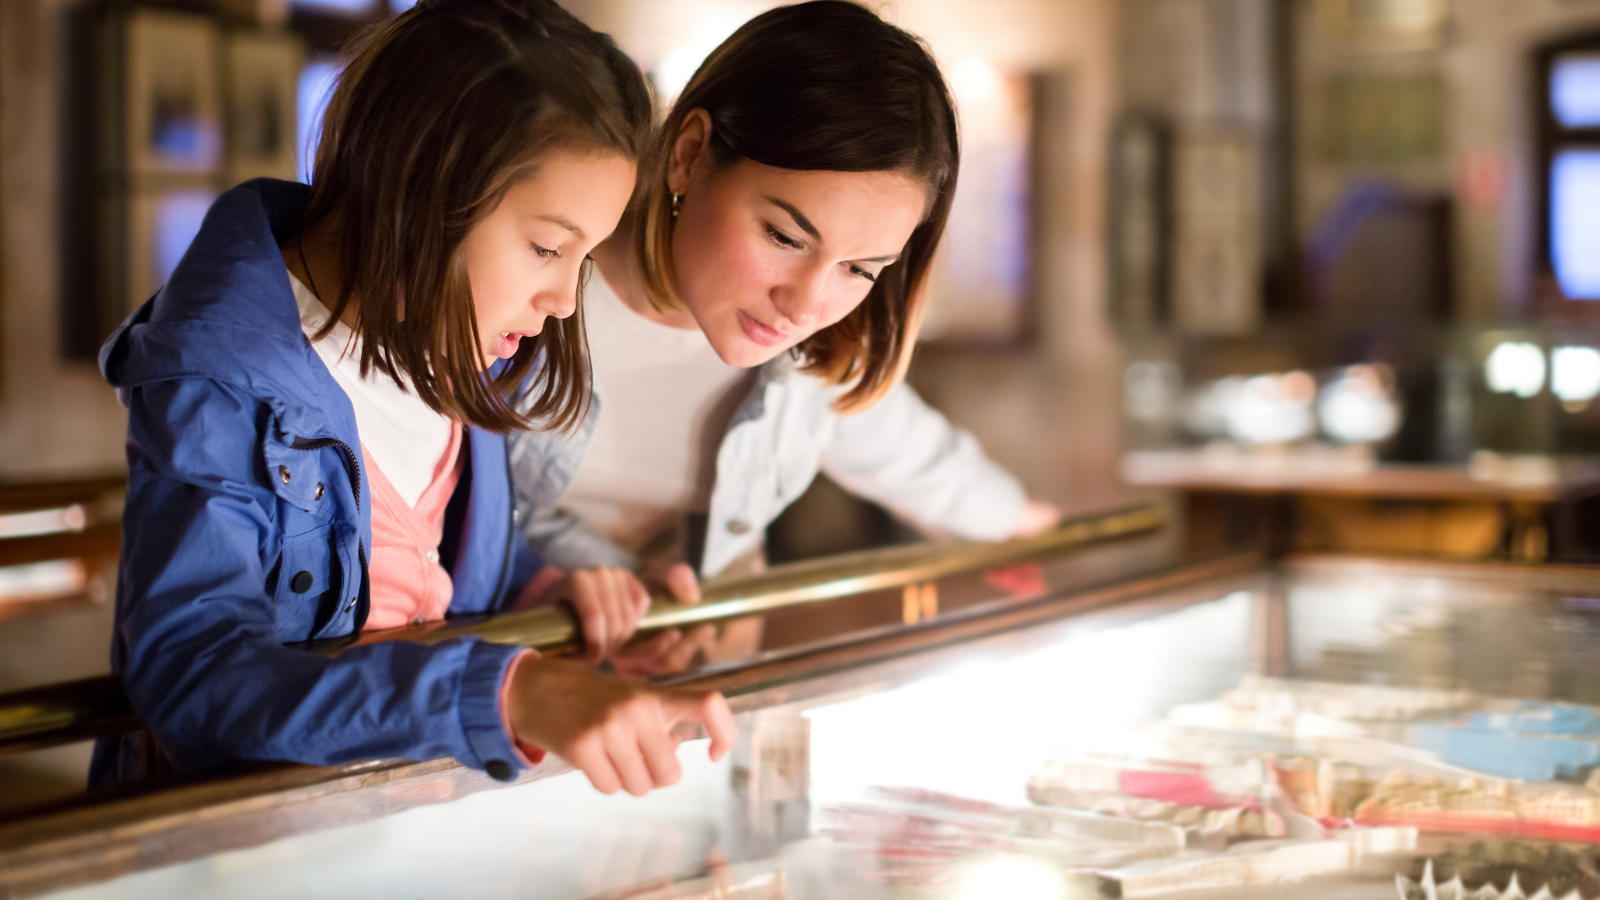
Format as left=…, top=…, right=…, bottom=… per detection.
left=666, top=109, right=714, bottom=195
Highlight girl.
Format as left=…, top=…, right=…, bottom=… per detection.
left=509, top=0, right=1060, bottom=664
left=93, top=0, right=732, bottom=800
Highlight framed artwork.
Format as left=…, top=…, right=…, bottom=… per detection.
left=1322, top=71, right=1444, bottom=164
left=917, top=66, right=1033, bottom=348
left=1108, top=115, right=1173, bottom=332
left=1315, top=0, right=1451, bottom=53
left=224, top=31, right=305, bottom=185
left=125, top=11, right=223, bottom=177
left=1170, top=127, right=1262, bottom=335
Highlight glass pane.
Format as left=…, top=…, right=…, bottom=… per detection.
left=297, top=60, right=342, bottom=183
left=288, top=0, right=376, bottom=14
left=1552, top=149, right=1600, bottom=301
left=1553, top=52, right=1600, bottom=128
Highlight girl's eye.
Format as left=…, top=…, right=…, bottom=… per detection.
left=765, top=225, right=804, bottom=250
left=532, top=243, right=560, bottom=259
left=849, top=265, right=879, bottom=284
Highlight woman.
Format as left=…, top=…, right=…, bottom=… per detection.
left=509, top=1, right=1059, bottom=644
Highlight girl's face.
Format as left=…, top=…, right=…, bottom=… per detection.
left=463, top=149, right=637, bottom=367
left=667, top=115, right=928, bottom=368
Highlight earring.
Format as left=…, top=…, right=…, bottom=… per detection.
left=670, top=192, right=682, bottom=219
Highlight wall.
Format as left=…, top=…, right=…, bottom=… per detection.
left=1292, top=0, right=1600, bottom=321
left=0, top=0, right=130, bottom=478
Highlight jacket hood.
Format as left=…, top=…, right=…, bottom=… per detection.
left=99, top=179, right=353, bottom=442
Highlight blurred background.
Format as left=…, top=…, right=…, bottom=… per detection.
left=2, top=0, right=1600, bottom=807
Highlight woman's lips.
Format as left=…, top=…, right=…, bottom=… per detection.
left=737, top=310, right=788, bottom=348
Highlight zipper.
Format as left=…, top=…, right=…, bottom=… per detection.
left=291, top=436, right=368, bottom=619
left=495, top=436, right=517, bottom=605
left=291, top=436, right=362, bottom=510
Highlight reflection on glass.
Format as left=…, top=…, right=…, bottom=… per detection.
left=154, top=191, right=216, bottom=287
left=1318, top=364, right=1401, bottom=445
left=1552, top=53, right=1600, bottom=128
left=1222, top=372, right=1317, bottom=445
left=1485, top=340, right=1547, bottom=398
left=296, top=59, right=341, bottom=183
left=1552, top=150, right=1600, bottom=301
left=1553, top=345, right=1600, bottom=411
left=288, top=0, right=376, bottom=13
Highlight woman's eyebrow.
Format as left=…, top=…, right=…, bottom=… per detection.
left=538, top=214, right=587, bottom=241
left=764, top=196, right=821, bottom=241
left=766, top=196, right=900, bottom=264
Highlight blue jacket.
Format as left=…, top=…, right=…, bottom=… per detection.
left=92, top=179, right=543, bottom=785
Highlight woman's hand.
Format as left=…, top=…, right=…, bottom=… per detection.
left=1012, top=498, right=1062, bottom=539
left=505, top=656, right=736, bottom=796
left=611, top=561, right=714, bottom=680
left=539, top=567, right=652, bottom=664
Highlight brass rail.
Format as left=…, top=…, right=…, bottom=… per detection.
left=0, top=504, right=1161, bottom=757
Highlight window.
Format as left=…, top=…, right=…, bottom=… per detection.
left=1539, top=34, right=1600, bottom=302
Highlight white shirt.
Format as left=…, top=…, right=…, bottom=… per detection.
left=289, top=270, right=454, bottom=509
left=561, top=272, right=752, bottom=554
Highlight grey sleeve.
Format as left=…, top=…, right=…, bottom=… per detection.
left=516, top=501, right=639, bottom=572
left=819, top=381, right=1027, bottom=541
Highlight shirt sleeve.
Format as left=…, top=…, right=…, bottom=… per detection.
left=820, top=381, right=1028, bottom=541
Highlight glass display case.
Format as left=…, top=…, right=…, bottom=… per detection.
left=9, top=538, right=1600, bottom=900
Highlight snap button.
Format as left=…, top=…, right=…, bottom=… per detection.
left=278, top=465, right=292, bottom=485
left=425, top=549, right=440, bottom=563
left=512, top=508, right=520, bottom=524
left=726, top=519, right=751, bottom=535
left=289, top=571, right=314, bottom=594
left=485, top=759, right=514, bottom=782
left=314, top=482, right=325, bottom=500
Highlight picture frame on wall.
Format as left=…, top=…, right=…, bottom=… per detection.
left=124, top=10, right=223, bottom=177
left=916, top=65, right=1033, bottom=348
left=1315, top=0, right=1450, bottom=53
left=1108, top=114, right=1173, bottom=333
left=1170, top=126, right=1262, bottom=335
left=224, top=31, right=304, bottom=186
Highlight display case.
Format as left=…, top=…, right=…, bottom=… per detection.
left=8, top=526, right=1600, bottom=899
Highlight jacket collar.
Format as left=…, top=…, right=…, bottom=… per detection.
left=99, top=180, right=357, bottom=443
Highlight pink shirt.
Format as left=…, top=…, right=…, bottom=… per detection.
left=361, top=432, right=552, bottom=766
left=361, top=429, right=465, bottom=630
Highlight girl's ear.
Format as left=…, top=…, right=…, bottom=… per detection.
left=666, top=108, right=714, bottom=195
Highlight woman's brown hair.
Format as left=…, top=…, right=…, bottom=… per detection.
left=302, top=0, right=652, bottom=432
left=633, top=0, right=959, bottom=412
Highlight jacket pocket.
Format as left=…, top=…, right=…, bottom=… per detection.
left=262, top=439, right=335, bottom=514
left=269, top=521, right=341, bottom=641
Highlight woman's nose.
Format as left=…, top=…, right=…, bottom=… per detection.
left=772, top=264, right=829, bottom=330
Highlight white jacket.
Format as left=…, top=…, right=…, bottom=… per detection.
left=508, top=354, right=1027, bottom=577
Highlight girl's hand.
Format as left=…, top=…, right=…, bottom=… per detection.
left=1012, top=498, right=1062, bottom=539
left=506, top=656, right=736, bottom=796
left=540, top=567, right=652, bottom=664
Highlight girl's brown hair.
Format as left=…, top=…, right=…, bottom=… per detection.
left=302, top=0, right=652, bottom=432
left=633, top=0, right=959, bottom=412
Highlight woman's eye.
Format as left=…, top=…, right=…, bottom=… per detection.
left=849, top=265, right=879, bottom=284
left=532, top=243, right=560, bottom=259
left=765, top=225, right=804, bottom=250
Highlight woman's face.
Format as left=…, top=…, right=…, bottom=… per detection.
left=463, top=149, right=636, bottom=367
left=667, top=116, right=929, bottom=368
